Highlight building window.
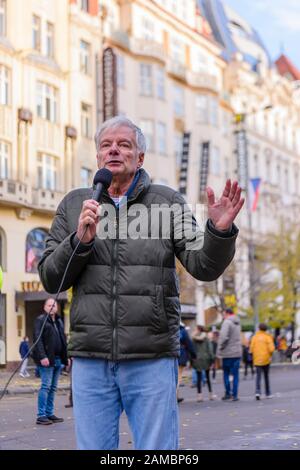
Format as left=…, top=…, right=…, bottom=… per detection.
left=284, top=167, right=289, bottom=191
left=173, top=85, right=184, bottom=117
left=25, top=228, right=48, bottom=273
left=80, top=167, right=92, bottom=188
left=80, top=39, right=91, bottom=75
left=211, top=146, right=220, bottom=175
left=170, top=37, right=185, bottom=64
left=0, top=64, right=9, bottom=105
left=210, top=97, right=218, bottom=127
left=141, top=16, right=155, bottom=40
left=140, top=119, right=154, bottom=152
left=253, top=154, right=259, bottom=176
left=117, top=54, right=125, bottom=88
left=81, top=102, right=92, bottom=138
left=224, top=156, right=230, bottom=179
left=37, top=82, right=58, bottom=123
left=32, top=15, right=41, bottom=52
left=81, top=0, right=89, bottom=12
left=0, top=140, right=9, bottom=179
left=37, top=153, right=58, bottom=191
left=195, top=95, right=208, bottom=124
left=157, top=122, right=167, bottom=155
left=195, top=51, right=208, bottom=72
left=174, top=133, right=183, bottom=167
left=156, top=67, right=165, bottom=99
left=46, top=22, right=54, bottom=58
left=139, top=64, right=152, bottom=96
left=0, top=0, right=6, bottom=37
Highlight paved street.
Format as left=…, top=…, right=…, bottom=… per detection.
left=0, top=365, right=299, bottom=450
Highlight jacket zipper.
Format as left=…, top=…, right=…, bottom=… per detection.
left=112, top=211, right=119, bottom=361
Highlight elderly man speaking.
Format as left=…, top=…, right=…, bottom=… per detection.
left=38, top=116, right=244, bottom=450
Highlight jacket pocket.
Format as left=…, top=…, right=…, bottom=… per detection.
left=153, top=285, right=169, bottom=333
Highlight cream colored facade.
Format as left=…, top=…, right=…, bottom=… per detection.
left=0, top=0, right=235, bottom=366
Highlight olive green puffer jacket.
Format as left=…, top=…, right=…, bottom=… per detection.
left=38, top=169, right=238, bottom=361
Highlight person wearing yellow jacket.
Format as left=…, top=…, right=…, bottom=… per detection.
left=250, top=323, right=275, bottom=400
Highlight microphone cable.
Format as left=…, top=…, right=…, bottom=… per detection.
left=0, top=226, right=88, bottom=401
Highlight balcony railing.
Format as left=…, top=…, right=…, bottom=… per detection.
left=130, top=38, right=166, bottom=62
left=32, top=188, right=64, bottom=212
left=0, top=105, right=12, bottom=139
left=167, top=61, right=186, bottom=81
left=35, top=119, right=62, bottom=155
left=0, top=179, right=29, bottom=205
left=187, top=71, right=218, bottom=91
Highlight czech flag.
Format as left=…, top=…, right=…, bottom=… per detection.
left=248, top=178, right=261, bottom=212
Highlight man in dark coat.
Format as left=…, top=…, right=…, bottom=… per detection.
left=33, top=298, right=68, bottom=425
left=38, top=116, right=244, bottom=449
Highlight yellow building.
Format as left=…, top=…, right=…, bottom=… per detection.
left=0, top=0, right=233, bottom=367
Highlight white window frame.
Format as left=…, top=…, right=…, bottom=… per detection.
left=211, top=146, right=220, bottom=176
left=139, top=64, right=153, bottom=97
left=0, top=0, right=6, bottom=37
left=81, top=102, right=92, bottom=138
left=140, top=119, right=154, bottom=153
left=80, top=167, right=92, bottom=188
left=210, top=97, right=219, bottom=127
left=157, top=122, right=167, bottom=155
left=0, top=64, right=9, bottom=105
left=80, top=39, right=91, bottom=75
left=170, top=37, right=185, bottom=64
left=37, top=82, right=58, bottom=123
left=156, top=66, right=165, bottom=100
left=174, top=133, right=183, bottom=167
left=173, top=85, right=184, bottom=117
left=141, top=16, right=155, bottom=41
left=117, top=54, right=125, bottom=88
left=46, top=22, right=54, bottom=58
left=37, top=153, right=58, bottom=191
left=0, top=140, right=9, bottom=179
left=81, top=0, right=89, bottom=12
left=32, top=15, right=41, bottom=52
left=195, top=95, right=208, bottom=124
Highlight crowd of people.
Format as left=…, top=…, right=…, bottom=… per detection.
left=178, top=307, right=294, bottom=403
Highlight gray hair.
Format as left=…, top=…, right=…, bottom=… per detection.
left=94, top=116, right=146, bottom=154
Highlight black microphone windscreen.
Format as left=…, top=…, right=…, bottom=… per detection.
left=93, top=168, right=113, bottom=189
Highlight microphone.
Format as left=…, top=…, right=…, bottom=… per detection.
left=92, top=168, right=113, bottom=203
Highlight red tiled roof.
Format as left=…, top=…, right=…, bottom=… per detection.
left=275, top=54, right=300, bottom=81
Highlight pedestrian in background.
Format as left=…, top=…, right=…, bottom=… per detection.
left=19, top=336, right=30, bottom=378
left=192, top=326, right=215, bottom=402
left=178, top=322, right=196, bottom=403
left=217, top=308, right=242, bottom=401
left=33, top=298, right=69, bottom=425
left=242, top=332, right=254, bottom=379
left=250, top=323, right=275, bottom=400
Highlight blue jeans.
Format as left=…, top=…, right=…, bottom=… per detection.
left=72, top=357, right=178, bottom=450
left=222, top=357, right=240, bottom=399
left=37, top=358, right=62, bottom=417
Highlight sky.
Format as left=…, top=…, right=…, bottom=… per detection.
left=224, top=0, right=300, bottom=69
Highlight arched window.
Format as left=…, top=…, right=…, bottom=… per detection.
left=25, top=228, right=48, bottom=273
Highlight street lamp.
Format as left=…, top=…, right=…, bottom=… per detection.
left=234, top=105, right=272, bottom=331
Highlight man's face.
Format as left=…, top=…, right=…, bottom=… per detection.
left=44, top=299, right=58, bottom=315
left=96, top=125, right=144, bottom=178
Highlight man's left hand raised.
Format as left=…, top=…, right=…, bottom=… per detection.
left=207, top=180, right=245, bottom=231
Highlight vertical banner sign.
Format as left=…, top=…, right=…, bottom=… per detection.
left=199, top=141, right=210, bottom=201
left=102, top=47, right=118, bottom=121
left=179, top=132, right=191, bottom=195
left=235, top=129, right=248, bottom=191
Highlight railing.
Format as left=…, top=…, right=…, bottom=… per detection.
left=130, top=38, right=166, bottom=62
left=32, top=188, right=64, bottom=212
left=0, top=179, right=29, bottom=205
left=167, top=61, right=186, bottom=81
left=187, top=71, right=218, bottom=91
